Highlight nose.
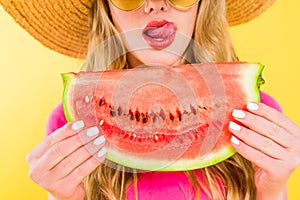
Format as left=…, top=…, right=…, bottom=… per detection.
left=144, top=0, right=169, bottom=13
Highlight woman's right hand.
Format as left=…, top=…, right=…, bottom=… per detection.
left=26, top=121, right=107, bottom=200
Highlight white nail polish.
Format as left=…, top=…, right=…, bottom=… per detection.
left=93, top=136, right=105, bottom=145
left=229, top=121, right=241, bottom=131
left=231, top=136, right=240, bottom=145
left=247, top=102, right=259, bottom=111
left=97, top=148, right=107, bottom=158
left=86, top=126, right=99, bottom=137
left=232, top=109, right=246, bottom=118
left=72, top=120, right=84, bottom=131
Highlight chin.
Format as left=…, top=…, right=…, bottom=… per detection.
left=130, top=50, right=183, bottom=68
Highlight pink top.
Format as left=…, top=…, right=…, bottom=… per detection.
left=45, top=91, right=282, bottom=200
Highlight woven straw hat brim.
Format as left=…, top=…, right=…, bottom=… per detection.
left=0, top=0, right=275, bottom=59
left=226, top=0, right=275, bottom=26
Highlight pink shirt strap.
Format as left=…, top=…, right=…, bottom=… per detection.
left=260, top=91, right=282, bottom=113
left=45, top=103, right=67, bottom=136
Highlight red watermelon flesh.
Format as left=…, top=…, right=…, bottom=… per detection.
left=62, top=62, right=264, bottom=171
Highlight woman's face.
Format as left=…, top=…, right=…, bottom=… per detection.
left=108, top=0, right=199, bottom=67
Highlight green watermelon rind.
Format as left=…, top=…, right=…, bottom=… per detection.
left=242, top=62, right=265, bottom=102
left=61, top=73, right=75, bottom=122
left=61, top=62, right=264, bottom=171
left=105, top=145, right=236, bottom=171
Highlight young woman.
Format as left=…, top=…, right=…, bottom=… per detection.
left=1, top=0, right=299, bottom=199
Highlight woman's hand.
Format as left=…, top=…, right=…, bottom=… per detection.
left=228, top=102, right=300, bottom=200
left=26, top=121, right=107, bottom=200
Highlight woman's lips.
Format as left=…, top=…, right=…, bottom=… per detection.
left=142, top=20, right=177, bottom=50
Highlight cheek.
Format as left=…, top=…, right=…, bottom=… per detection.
left=178, top=8, right=198, bottom=37
left=110, top=10, right=142, bottom=33
left=184, top=19, right=196, bottom=36
left=115, top=18, right=136, bottom=32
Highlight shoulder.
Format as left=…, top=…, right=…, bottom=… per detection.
left=45, top=103, right=67, bottom=136
left=260, top=91, right=283, bottom=113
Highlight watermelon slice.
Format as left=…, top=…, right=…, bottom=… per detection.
left=62, top=62, right=264, bottom=171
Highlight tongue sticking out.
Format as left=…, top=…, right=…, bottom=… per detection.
left=145, top=23, right=176, bottom=39
left=143, top=20, right=177, bottom=49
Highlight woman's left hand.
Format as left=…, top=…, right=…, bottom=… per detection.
left=228, top=102, right=300, bottom=200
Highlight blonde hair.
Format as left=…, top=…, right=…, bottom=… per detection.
left=84, top=0, right=256, bottom=199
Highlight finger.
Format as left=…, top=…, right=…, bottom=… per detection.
left=246, top=102, right=300, bottom=136
left=36, top=126, right=100, bottom=171
left=50, top=135, right=106, bottom=181
left=228, top=121, right=287, bottom=160
left=28, top=121, right=85, bottom=161
left=55, top=148, right=107, bottom=191
left=231, top=109, right=291, bottom=148
left=230, top=135, right=284, bottom=176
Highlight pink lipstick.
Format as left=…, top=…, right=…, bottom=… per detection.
left=142, top=20, right=177, bottom=50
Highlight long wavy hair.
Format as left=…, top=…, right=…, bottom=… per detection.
left=83, top=0, right=256, bottom=199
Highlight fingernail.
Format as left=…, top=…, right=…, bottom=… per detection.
left=229, top=121, right=241, bottom=131
left=86, top=126, right=99, bottom=137
left=72, top=120, right=84, bottom=131
left=93, top=135, right=105, bottom=145
left=97, top=148, right=107, bottom=158
left=247, top=102, right=259, bottom=111
left=232, top=109, right=245, bottom=118
left=231, top=135, right=240, bottom=145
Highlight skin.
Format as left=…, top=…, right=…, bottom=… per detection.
left=108, top=0, right=198, bottom=67
left=26, top=1, right=300, bottom=200
left=229, top=102, right=300, bottom=200
left=27, top=122, right=104, bottom=200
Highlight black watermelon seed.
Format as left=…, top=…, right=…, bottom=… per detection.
left=170, top=113, right=175, bottom=121
left=159, top=109, right=166, bottom=120
left=99, top=99, right=103, bottom=106
left=135, top=111, right=140, bottom=122
left=176, top=109, right=182, bottom=121
left=142, top=116, right=149, bottom=123
left=117, top=106, right=122, bottom=116
left=190, top=105, right=197, bottom=115
left=110, top=110, right=116, bottom=117
left=129, top=110, right=134, bottom=120
left=152, top=114, right=157, bottom=123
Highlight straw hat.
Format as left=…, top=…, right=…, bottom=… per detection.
left=0, top=0, right=276, bottom=59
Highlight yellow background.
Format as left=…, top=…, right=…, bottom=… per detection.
left=0, top=0, right=299, bottom=199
